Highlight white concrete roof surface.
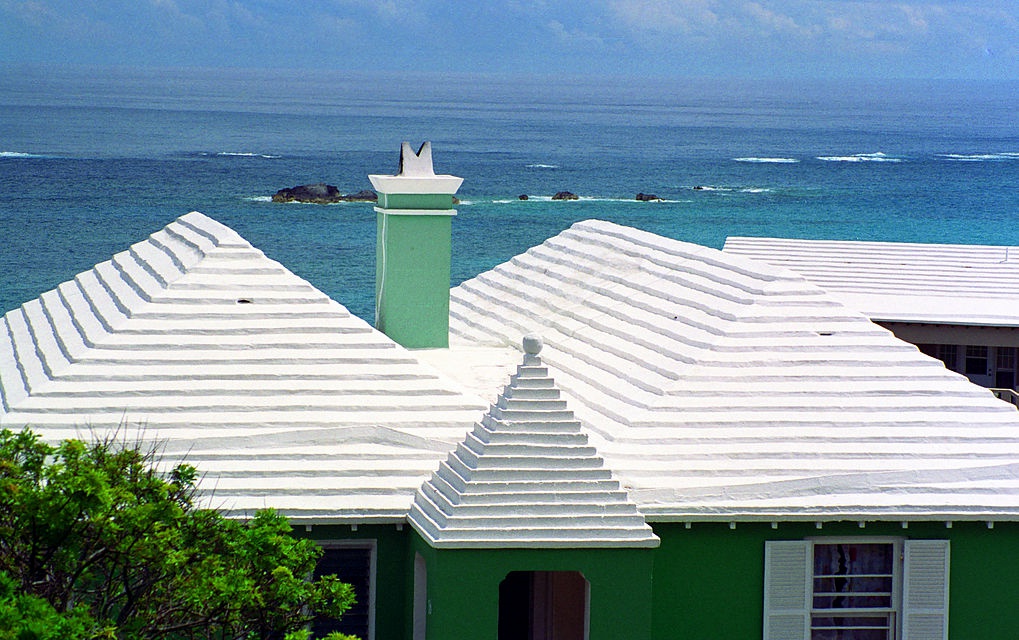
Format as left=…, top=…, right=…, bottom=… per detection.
left=0, top=212, right=488, bottom=523
left=722, top=236, right=1019, bottom=326
left=5, top=213, right=1019, bottom=526
left=448, top=220, right=1019, bottom=521
left=410, top=343, right=659, bottom=548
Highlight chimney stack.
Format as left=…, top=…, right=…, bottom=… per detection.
left=368, top=142, right=463, bottom=348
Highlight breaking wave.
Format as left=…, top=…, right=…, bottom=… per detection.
left=817, top=152, right=904, bottom=163
left=525, top=163, right=558, bottom=169
left=734, top=157, right=799, bottom=164
left=202, top=151, right=282, bottom=159
left=937, top=152, right=1019, bottom=162
left=0, top=151, right=46, bottom=158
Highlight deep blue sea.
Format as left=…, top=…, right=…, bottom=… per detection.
left=2, top=65, right=1018, bottom=321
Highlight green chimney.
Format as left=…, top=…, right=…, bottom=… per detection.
left=368, top=142, right=463, bottom=348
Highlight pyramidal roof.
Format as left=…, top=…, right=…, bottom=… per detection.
left=0, top=211, right=487, bottom=522
left=409, top=335, right=659, bottom=548
left=448, top=220, right=1019, bottom=522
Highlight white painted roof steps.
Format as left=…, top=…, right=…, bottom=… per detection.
left=7, top=213, right=1019, bottom=527
left=723, top=236, right=1019, bottom=327
left=410, top=335, right=659, bottom=548
left=448, top=220, right=1019, bottom=522
left=0, top=211, right=488, bottom=523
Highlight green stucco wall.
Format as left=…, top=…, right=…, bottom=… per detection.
left=297, top=520, right=1019, bottom=639
left=649, top=520, right=1019, bottom=640
left=375, top=212, right=453, bottom=348
left=411, top=535, right=657, bottom=640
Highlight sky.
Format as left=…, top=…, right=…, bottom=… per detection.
left=0, top=0, right=1017, bottom=80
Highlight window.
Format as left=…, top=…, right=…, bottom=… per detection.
left=937, top=345, right=958, bottom=372
left=812, top=542, right=896, bottom=639
left=764, top=539, right=949, bottom=640
left=997, top=347, right=1015, bottom=371
left=312, top=543, right=375, bottom=640
left=965, top=346, right=988, bottom=375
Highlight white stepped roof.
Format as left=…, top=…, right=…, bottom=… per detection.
left=0, top=211, right=488, bottom=523
left=409, top=339, right=659, bottom=548
left=722, top=236, right=1019, bottom=326
left=448, top=220, right=1019, bottom=521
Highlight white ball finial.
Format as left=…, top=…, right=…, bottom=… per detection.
left=522, top=334, right=543, bottom=355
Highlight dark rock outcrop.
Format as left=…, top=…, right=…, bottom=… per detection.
left=518, top=194, right=529, bottom=200
left=272, top=183, right=340, bottom=204
left=636, top=192, right=663, bottom=202
left=552, top=191, right=579, bottom=201
left=271, top=184, right=377, bottom=204
left=341, top=189, right=378, bottom=202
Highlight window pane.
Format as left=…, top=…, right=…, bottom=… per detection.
left=812, top=615, right=892, bottom=640
left=313, top=546, right=372, bottom=639
left=997, top=347, right=1015, bottom=370
left=966, top=345, right=988, bottom=375
left=813, top=543, right=894, bottom=611
left=936, top=345, right=958, bottom=371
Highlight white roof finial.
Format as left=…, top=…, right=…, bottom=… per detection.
left=398, top=141, right=435, bottom=177
left=522, top=334, right=543, bottom=355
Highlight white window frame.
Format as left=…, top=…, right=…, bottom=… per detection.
left=764, top=538, right=949, bottom=640
left=316, top=539, right=378, bottom=640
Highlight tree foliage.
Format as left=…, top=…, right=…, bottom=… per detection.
left=0, top=428, right=356, bottom=639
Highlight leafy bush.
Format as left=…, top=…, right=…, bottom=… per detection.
left=0, top=428, right=356, bottom=639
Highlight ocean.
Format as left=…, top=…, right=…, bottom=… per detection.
left=2, top=65, right=1018, bottom=322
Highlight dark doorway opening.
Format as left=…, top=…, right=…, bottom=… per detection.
left=498, top=571, right=588, bottom=640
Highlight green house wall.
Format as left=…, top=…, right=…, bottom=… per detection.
left=299, top=520, right=1019, bottom=639
left=410, top=535, right=656, bottom=640
left=651, top=520, right=1019, bottom=640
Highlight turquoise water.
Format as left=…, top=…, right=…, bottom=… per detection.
left=2, top=66, right=1018, bottom=320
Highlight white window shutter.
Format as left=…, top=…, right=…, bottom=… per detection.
left=903, top=539, right=950, bottom=640
left=763, top=541, right=811, bottom=640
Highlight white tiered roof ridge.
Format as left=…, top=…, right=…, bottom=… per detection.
left=448, top=220, right=1019, bottom=521
left=409, top=336, right=659, bottom=548
left=0, top=211, right=488, bottom=522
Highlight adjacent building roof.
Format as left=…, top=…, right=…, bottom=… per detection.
left=722, top=236, right=1019, bottom=327
left=409, top=336, right=658, bottom=548
left=0, top=212, right=487, bottom=523
left=448, top=220, right=1019, bottom=522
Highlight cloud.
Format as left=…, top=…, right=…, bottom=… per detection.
left=0, top=0, right=1016, bottom=78
left=743, top=2, right=821, bottom=39
left=546, top=19, right=606, bottom=47
left=606, top=0, right=719, bottom=34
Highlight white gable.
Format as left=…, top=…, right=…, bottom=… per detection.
left=723, top=236, right=1019, bottom=327
left=448, top=220, right=1019, bottom=521
left=0, top=212, right=487, bottom=523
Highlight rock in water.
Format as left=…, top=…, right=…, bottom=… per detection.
left=272, top=183, right=342, bottom=204
left=636, top=192, right=663, bottom=202
left=271, top=184, right=378, bottom=204
left=552, top=191, right=579, bottom=200
left=340, top=190, right=378, bottom=202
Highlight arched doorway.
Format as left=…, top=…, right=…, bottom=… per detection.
left=498, top=571, right=589, bottom=640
